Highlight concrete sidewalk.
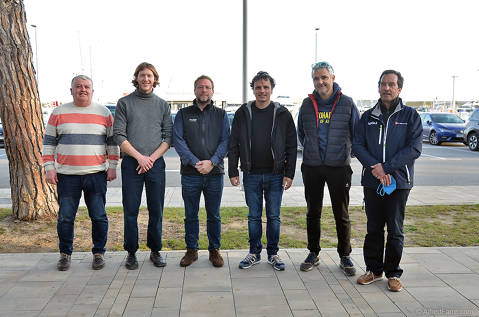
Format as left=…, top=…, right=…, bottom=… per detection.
left=1, top=186, right=479, bottom=208
left=1, top=247, right=479, bottom=316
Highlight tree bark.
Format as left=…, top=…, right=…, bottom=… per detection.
left=0, top=0, right=58, bottom=220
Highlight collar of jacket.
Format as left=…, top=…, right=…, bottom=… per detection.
left=193, top=99, right=214, bottom=111
left=371, top=97, right=404, bottom=119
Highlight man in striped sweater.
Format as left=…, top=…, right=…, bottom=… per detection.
left=42, top=75, right=120, bottom=271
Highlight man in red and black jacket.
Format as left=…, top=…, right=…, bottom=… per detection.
left=297, top=62, right=360, bottom=275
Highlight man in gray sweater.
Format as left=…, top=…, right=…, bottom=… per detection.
left=113, top=62, right=173, bottom=269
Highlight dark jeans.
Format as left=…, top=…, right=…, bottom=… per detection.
left=57, top=172, right=108, bottom=255
left=122, top=155, right=165, bottom=253
left=243, top=173, right=283, bottom=256
left=363, top=187, right=410, bottom=278
left=301, top=164, right=352, bottom=257
left=181, top=174, right=223, bottom=250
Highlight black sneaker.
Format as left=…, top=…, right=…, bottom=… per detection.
left=92, top=253, right=105, bottom=270
left=57, top=253, right=71, bottom=271
left=125, top=252, right=138, bottom=270
left=340, top=256, right=356, bottom=276
left=300, top=252, right=319, bottom=272
left=150, top=251, right=167, bottom=267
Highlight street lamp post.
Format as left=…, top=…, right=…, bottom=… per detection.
left=242, top=0, right=248, bottom=104
left=314, top=27, right=319, bottom=62
left=30, top=24, right=39, bottom=86
left=452, top=75, right=458, bottom=112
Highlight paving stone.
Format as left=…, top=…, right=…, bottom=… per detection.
left=283, top=289, right=317, bottom=310
left=67, top=303, right=97, bottom=317
left=360, top=292, right=402, bottom=314
left=410, top=252, right=472, bottom=274
left=440, top=247, right=479, bottom=273
left=130, top=278, right=160, bottom=298
left=154, top=287, right=182, bottom=309
left=40, top=294, right=78, bottom=316
left=75, top=284, right=109, bottom=306
left=292, top=310, right=321, bottom=317
left=436, top=273, right=479, bottom=300
left=151, top=308, right=181, bottom=317
left=180, top=291, right=235, bottom=317
left=1, top=248, right=479, bottom=316
left=123, top=297, right=154, bottom=317
left=406, top=286, right=479, bottom=312
left=401, top=263, right=447, bottom=287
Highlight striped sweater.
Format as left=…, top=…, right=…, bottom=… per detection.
left=42, top=102, right=120, bottom=175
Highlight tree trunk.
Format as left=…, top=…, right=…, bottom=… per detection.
left=0, top=0, right=58, bottom=220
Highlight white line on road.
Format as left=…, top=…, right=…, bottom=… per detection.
left=420, top=153, right=447, bottom=160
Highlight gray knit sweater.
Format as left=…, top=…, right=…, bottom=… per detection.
left=113, top=89, right=173, bottom=156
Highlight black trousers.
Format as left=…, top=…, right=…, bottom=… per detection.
left=302, top=164, right=353, bottom=257
left=363, top=187, right=410, bottom=278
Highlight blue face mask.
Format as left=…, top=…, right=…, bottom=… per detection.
left=376, top=176, right=396, bottom=196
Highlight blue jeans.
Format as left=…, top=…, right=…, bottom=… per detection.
left=57, top=172, right=108, bottom=255
left=122, top=156, right=165, bottom=253
left=181, top=174, right=223, bottom=250
left=243, top=173, right=284, bottom=256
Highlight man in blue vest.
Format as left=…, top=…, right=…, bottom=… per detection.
left=297, top=62, right=360, bottom=275
left=173, top=75, right=230, bottom=268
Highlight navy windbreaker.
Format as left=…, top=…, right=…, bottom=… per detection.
left=352, top=99, right=422, bottom=189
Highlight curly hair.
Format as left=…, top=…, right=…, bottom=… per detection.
left=250, top=71, right=275, bottom=89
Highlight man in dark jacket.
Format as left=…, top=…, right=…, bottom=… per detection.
left=228, top=71, right=297, bottom=271
left=297, top=61, right=360, bottom=275
left=173, top=75, right=230, bottom=268
left=353, top=70, right=422, bottom=292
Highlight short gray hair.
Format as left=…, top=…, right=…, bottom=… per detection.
left=71, top=75, right=93, bottom=88
left=311, top=61, right=334, bottom=78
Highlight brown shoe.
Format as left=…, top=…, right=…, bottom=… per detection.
left=388, top=277, right=402, bottom=292
left=357, top=271, right=383, bottom=285
left=180, top=248, right=198, bottom=267
left=209, top=249, right=224, bottom=267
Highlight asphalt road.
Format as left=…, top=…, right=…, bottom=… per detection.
left=0, top=142, right=478, bottom=188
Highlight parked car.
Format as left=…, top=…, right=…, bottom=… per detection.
left=105, top=104, right=116, bottom=117
left=464, top=108, right=479, bottom=151
left=419, top=112, right=466, bottom=145
left=0, top=118, right=4, bottom=148
left=457, top=107, right=473, bottom=122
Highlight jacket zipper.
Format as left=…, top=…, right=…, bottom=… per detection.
left=378, top=125, right=382, bottom=145
left=405, top=165, right=411, bottom=184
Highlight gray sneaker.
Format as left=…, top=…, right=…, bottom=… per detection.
left=92, top=253, right=105, bottom=270
left=57, top=253, right=71, bottom=271
left=239, top=253, right=261, bottom=269
left=268, top=254, right=285, bottom=271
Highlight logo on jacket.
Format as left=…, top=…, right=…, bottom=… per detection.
left=394, top=122, right=407, bottom=125
left=368, top=121, right=378, bottom=125
left=189, top=118, right=198, bottom=122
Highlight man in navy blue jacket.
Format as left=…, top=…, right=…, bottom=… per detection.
left=353, top=70, right=422, bottom=292
left=173, top=75, right=230, bottom=268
